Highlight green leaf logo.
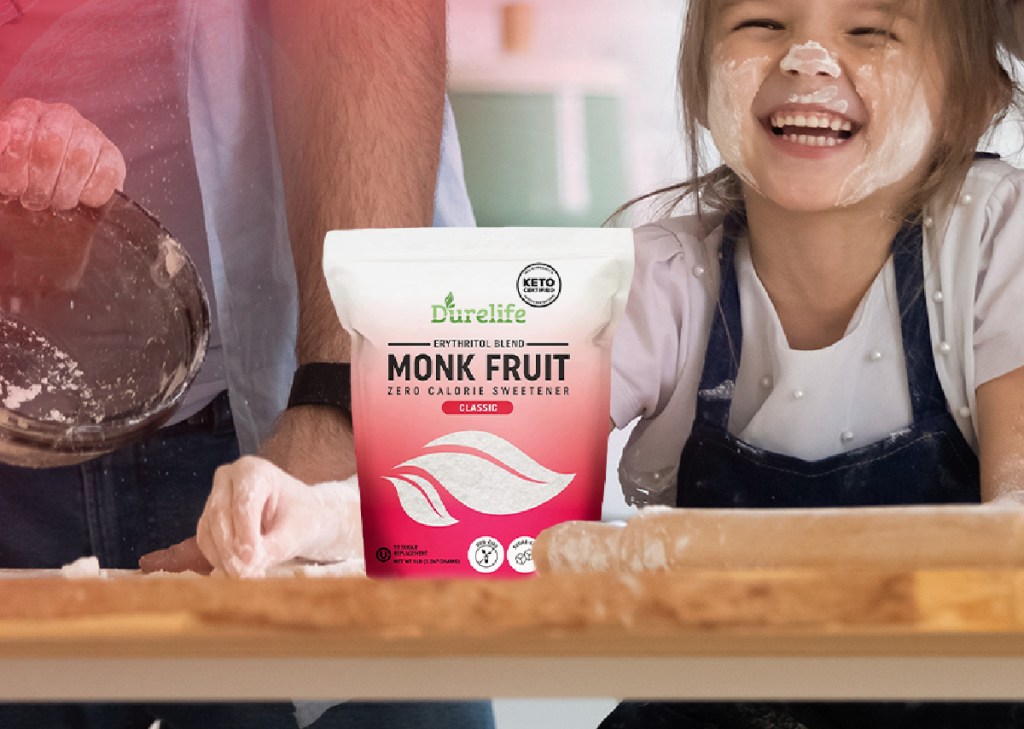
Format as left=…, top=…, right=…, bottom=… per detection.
left=444, top=292, right=454, bottom=308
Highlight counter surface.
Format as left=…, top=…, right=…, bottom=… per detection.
left=2, top=568, right=1024, bottom=700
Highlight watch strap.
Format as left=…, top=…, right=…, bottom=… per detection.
left=287, top=362, right=351, bottom=412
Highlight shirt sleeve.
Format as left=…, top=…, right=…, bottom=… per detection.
left=974, top=169, right=1024, bottom=386
left=610, top=222, right=701, bottom=428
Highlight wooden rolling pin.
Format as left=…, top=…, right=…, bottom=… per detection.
left=534, top=505, right=1024, bottom=573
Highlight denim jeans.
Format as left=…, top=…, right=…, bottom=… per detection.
left=598, top=701, right=1024, bottom=729
left=0, top=701, right=495, bottom=729
left=0, top=392, right=494, bottom=729
left=0, top=391, right=239, bottom=570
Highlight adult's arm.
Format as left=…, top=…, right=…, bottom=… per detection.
left=141, top=1, right=447, bottom=574
left=259, top=0, right=447, bottom=484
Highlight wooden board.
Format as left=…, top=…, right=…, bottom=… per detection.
left=1, top=569, right=1024, bottom=659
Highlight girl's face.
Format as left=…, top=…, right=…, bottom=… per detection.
left=707, top=0, right=942, bottom=213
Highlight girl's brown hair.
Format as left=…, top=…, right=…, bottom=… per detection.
left=616, top=0, right=1021, bottom=224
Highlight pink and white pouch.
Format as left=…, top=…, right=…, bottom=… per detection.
left=324, top=228, right=632, bottom=578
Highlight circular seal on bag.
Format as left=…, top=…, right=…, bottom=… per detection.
left=517, top=263, right=561, bottom=307
left=468, top=536, right=504, bottom=573
left=507, top=536, right=535, bottom=574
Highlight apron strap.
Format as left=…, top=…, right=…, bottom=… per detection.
left=890, top=222, right=949, bottom=422
left=693, top=210, right=745, bottom=431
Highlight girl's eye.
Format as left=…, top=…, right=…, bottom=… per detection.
left=848, top=27, right=900, bottom=42
left=733, top=18, right=785, bottom=32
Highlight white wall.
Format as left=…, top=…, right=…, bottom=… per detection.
left=449, top=0, right=688, bottom=200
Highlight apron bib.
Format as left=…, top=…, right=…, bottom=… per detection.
left=677, top=212, right=979, bottom=508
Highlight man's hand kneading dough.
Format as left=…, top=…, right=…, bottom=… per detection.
left=0, top=98, right=126, bottom=210
left=190, top=457, right=363, bottom=578
left=140, top=457, right=364, bottom=577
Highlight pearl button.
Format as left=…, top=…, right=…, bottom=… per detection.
left=938, top=341, right=952, bottom=354
left=760, top=376, right=773, bottom=389
left=923, top=216, right=934, bottom=228
left=958, top=406, right=971, bottom=418
left=693, top=265, right=705, bottom=277
left=960, top=193, right=973, bottom=205
left=841, top=430, right=855, bottom=443
left=793, top=389, right=805, bottom=400
left=869, top=350, right=883, bottom=361
left=933, top=291, right=944, bottom=303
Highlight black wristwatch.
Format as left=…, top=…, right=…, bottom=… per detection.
left=287, top=362, right=351, bottom=412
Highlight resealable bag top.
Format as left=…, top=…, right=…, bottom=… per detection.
left=324, top=227, right=633, bottom=578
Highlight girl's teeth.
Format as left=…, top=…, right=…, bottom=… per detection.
left=770, top=111, right=857, bottom=147
left=784, top=133, right=840, bottom=147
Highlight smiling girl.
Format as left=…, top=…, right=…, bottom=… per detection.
left=602, top=0, right=1024, bottom=725
left=612, top=0, right=1024, bottom=511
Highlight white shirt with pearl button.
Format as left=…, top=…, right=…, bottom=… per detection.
left=611, top=159, right=1024, bottom=507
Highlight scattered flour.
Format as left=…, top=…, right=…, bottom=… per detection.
left=59, top=555, right=103, bottom=579
left=0, top=316, right=96, bottom=421
left=2, top=383, right=41, bottom=409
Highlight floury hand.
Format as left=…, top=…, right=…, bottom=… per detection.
left=194, top=457, right=363, bottom=578
left=0, top=98, right=126, bottom=211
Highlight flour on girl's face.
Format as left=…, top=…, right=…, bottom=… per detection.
left=706, top=40, right=936, bottom=209
left=707, top=53, right=773, bottom=194
left=787, top=86, right=849, bottom=115
left=780, top=40, right=841, bottom=78
left=836, top=58, right=934, bottom=206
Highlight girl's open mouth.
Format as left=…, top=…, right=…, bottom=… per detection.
left=763, top=109, right=862, bottom=148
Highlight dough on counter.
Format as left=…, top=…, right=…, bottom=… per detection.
left=534, top=504, right=1024, bottom=573
left=59, top=555, right=103, bottom=578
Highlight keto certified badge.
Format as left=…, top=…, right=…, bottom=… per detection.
left=517, top=263, right=561, bottom=308
left=468, top=536, right=504, bottom=574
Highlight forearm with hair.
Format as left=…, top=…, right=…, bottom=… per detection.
left=267, top=0, right=446, bottom=363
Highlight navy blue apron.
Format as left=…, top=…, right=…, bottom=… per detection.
left=676, top=210, right=980, bottom=508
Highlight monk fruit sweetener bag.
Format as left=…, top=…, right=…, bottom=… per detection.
left=324, top=228, right=632, bottom=578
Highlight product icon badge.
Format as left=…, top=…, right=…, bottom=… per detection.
left=468, top=536, right=504, bottom=573
left=517, top=262, right=561, bottom=307
left=507, top=536, right=535, bottom=574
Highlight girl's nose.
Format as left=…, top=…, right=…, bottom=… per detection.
left=780, top=40, right=841, bottom=78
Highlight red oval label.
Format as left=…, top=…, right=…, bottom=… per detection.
left=442, top=400, right=514, bottom=415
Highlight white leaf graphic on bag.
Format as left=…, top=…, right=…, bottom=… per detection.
left=388, top=430, right=574, bottom=521
left=383, top=475, right=459, bottom=527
